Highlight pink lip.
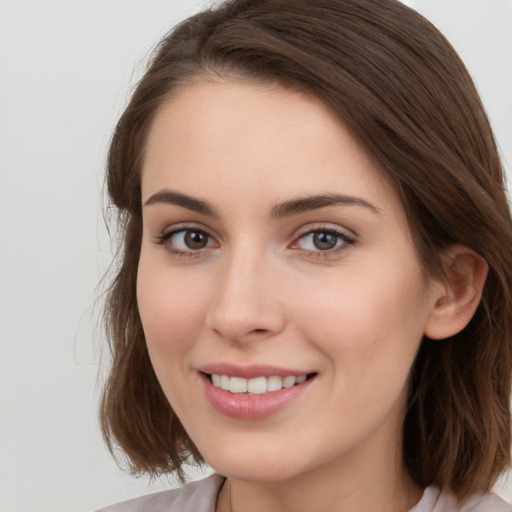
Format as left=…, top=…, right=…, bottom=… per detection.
left=198, top=366, right=316, bottom=421
left=198, top=362, right=312, bottom=379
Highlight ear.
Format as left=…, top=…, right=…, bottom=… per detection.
left=424, top=246, right=488, bottom=340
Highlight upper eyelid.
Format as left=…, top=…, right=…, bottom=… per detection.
left=298, top=228, right=352, bottom=240
left=152, top=223, right=217, bottom=243
left=292, top=228, right=354, bottom=246
left=160, top=222, right=216, bottom=236
left=291, top=222, right=356, bottom=240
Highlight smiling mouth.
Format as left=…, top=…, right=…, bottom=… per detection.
left=204, top=373, right=317, bottom=395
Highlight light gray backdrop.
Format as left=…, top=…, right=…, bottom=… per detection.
left=1, top=1, right=511, bottom=511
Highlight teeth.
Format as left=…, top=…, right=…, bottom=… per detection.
left=282, top=376, right=296, bottom=388
left=296, top=374, right=307, bottom=384
left=247, top=376, right=267, bottom=394
left=210, top=374, right=309, bottom=394
left=220, top=375, right=230, bottom=391
left=230, top=377, right=248, bottom=393
left=267, top=375, right=283, bottom=392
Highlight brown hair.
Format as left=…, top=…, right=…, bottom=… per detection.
left=100, top=0, right=512, bottom=496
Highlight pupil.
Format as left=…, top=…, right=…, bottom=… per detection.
left=313, top=232, right=337, bottom=250
left=185, top=231, right=208, bottom=249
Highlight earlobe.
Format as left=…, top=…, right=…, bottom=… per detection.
left=424, top=246, right=488, bottom=340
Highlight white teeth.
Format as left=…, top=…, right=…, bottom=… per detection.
left=230, top=377, right=248, bottom=393
left=210, top=374, right=309, bottom=394
left=266, top=375, right=283, bottom=392
left=220, top=375, right=231, bottom=391
left=282, top=376, right=296, bottom=388
left=247, top=376, right=267, bottom=394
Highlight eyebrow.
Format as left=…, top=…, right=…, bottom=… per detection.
left=143, top=189, right=380, bottom=218
left=144, top=189, right=218, bottom=217
left=270, top=194, right=380, bottom=218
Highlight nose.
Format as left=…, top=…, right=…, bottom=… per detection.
left=206, top=246, right=286, bottom=343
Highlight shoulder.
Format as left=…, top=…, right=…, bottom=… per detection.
left=411, top=486, right=511, bottom=512
left=95, top=474, right=225, bottom=512
left=454, top=493, right=511, bottom=512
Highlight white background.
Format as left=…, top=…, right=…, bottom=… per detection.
left=0, top=1, right=511, bottom=511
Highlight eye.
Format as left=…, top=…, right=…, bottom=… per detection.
left=154, top=227, right=218, bottom=255
left=292, top=228, right=355, bottom=253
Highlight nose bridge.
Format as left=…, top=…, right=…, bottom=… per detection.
left=207, top=241, right=284, bottom=341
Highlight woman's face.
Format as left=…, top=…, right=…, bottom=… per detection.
left=137, top=80, right=441, bottom=483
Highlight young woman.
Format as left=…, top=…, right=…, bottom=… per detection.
left=97, top=1, right=512, bottom=510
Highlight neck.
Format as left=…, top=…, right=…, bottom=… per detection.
left=216, top=432, right=422, bottom=512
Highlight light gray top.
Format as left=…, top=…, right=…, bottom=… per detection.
left=96, top=474, right=511, bottom=512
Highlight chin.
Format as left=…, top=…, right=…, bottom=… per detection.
left=211, top=461, right=297, bottom=483
left=202, top=445, right=304, bottom=483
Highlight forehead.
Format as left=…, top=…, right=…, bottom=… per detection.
left=141, top=79, right=399, bottom=216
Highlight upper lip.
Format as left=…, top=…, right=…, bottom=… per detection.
left=198, top=363, right=315, bottom=379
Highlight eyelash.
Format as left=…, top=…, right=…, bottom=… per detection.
left=153, top=227, right=217, bottom=258
left=293, top=228, right=356, bottom=258
left=153, top=226, right=356, bottom=258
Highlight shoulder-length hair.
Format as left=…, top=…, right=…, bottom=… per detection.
left=100, top=0, right=512, bottom=496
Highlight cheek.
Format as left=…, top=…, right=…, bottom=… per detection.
left=136, top=256, right=207, bottom=358
left=295, top=260, right=429, bottom=376
left=136, top=256, right=214, bottom=416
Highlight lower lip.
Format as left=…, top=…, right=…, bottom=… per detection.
left=200, top=373, right=315, bottom=420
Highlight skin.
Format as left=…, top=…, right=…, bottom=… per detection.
left=137, top=80, right=448, bottom=512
